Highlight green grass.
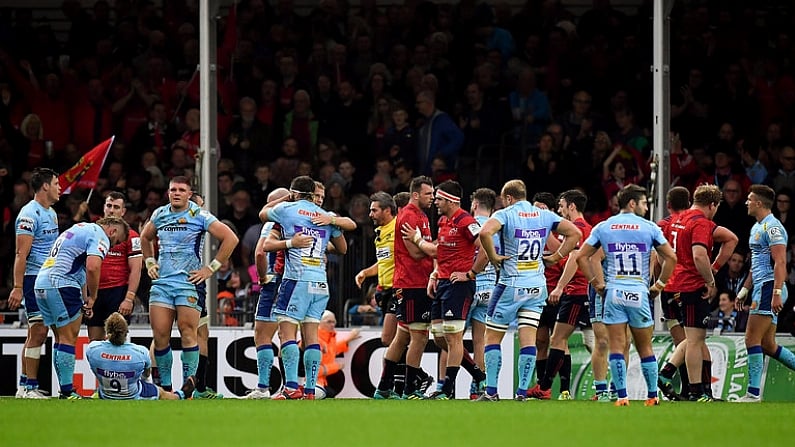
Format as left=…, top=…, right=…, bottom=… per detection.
left=2, top=399, right=794, bottom=446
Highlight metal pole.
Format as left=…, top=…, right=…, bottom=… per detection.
left=651, top=0, right=674, bottom=222
left=200, top=0, right=219, bottom=323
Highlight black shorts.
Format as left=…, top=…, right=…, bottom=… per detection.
left=376, top=288, right=398, bottom=315
left=680, top=289, right=711, bottom=329
left=431, top=295, right=442, bottom=320
left=87, top=285, right=129, bottom=327
left=557, top=294, right=591, bottom=328
left=539, top=301, right=560, bottom=328
left=660, top=291, right=683, bottom=324
left=396, top=288, right=432, bottom=324
left=436, top=279, right=475, bottom=321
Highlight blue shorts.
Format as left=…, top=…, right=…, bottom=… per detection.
left=34, top=287, right=83, bottom=328
left=23, top=275, right=43, bottom=322
left=149, top=281, right=206, bottom=312
left=588, top=285, right=604, bottom=324
left=751, top=280, right=785, bottom=325
left=487, top=283, right=546, bottom=328
left=602, top=287, right=653, bottom=328
left=255, top=275, right=282, bottom=322
left=274, top=279, right=329, bottom=322
left=468, top=288, right=491, bottom=325
left=138, top=381, right=160, bottom=400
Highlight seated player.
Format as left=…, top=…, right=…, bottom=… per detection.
left=87, top=312, right=196, bottom=400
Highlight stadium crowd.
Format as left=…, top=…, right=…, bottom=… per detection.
left=0, top=1, right=794, bottom=317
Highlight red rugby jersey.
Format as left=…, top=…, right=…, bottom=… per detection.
left=99, top=230, right=142, bottom=289
left=666, top=208, right=716, bottom=292
left=544, top=233, right=563, bottom=290
left=393, top=203, right=434, bottom=288
left=436, top=208, right=479, bottom=279
left=658, top=213, right=679, bottom=292
left=564, top=217, right=593, bottom=295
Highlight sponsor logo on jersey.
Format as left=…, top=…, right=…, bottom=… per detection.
left=610, top=224, right=640, bottom=230
left=101, top=352, right=131, bottom=361
left=607, top=242, right=647, bottom=252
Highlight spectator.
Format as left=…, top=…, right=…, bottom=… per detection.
left=773, top=189, right=795, bottom=237
left=270, top=138, right=302, bottom=188
left=713, top=180, right=756, bottom=254
left=738, top=140, right=768, bottom=185
left=708, top=291, right=748, bottom=334
left=771, top=146, right=795, bottom=194
left=415, top=89, right=464, bottom=176
left=509, top=68, right=551, bottom=150
left=316, top=310, right=361, bottom=398
left=130, top=101, right=178, bottom=160
left=217, top=291, right=239, bottom=327
left=347, top=285, right=383, bottom=326
left=695, top=142, right=751, bottom=194
left=226, top=97, right=273, bottom=177
left=282, top=90, right=318, bottom=161
left=249, top=162, right=275, bottom=208
left=382, top=105, right=416, bottom=169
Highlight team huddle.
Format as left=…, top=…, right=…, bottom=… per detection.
left=10, top=166, right=795, bottom=402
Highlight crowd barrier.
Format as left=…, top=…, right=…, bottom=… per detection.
left=1, top=328, right=793, bottom=400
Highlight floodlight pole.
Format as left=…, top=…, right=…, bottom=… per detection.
left=200, top=0, right=219, bottom=323
left=652, top=0, right=675, bottom=221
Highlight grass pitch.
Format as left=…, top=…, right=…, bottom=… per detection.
left=1, top=398, right=793, bottom=446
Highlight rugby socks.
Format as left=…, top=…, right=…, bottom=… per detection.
left=640, top=356, right=658, bottom=399
left=484, top=344, right=501, bottom=395
left=593, top=380, right=608, bottom=395
left=405, top=366, right=422, bottom=394
left=747, top=345, right=763, bottom=397
left=461, top=351, right=487, bottom=383
left=702, top=360, right=713, bottom=397
left=19, top=374, right=27, bottom=388
left=516, top=346, right=537, bottom=395
left=281, top=341, right=300, bottom=390
left=536, top=358, right=547, bottom=384
left=609, top=353, right=628, bottom=399
left=378, top=358, right=398, bottom=392
left=52, top=343, right=61, bottom=379
left=55, top=344, right=76, bottom=394
left=181, top=345, right=200, bottom=381
left=678, top=364, right=690, bottom=393
left=26, top=378, right=39, bottom=390
left=540, top=348, right=565, bottom=391
left=395, top=350, right=407, bottom=395
left=773, top=345, right=795, bottom=371
left=560, top=354, right=572, bottom=392
left=196, top=354, right=208, bottom=392
left=154, top=346, right=173, bottom=390
left=303, top=344, right=321, bottom=397
left=256, top=344, right=274, bottom=390
left=441, top=366, right=460, bottom=396
left=660, top=362, right=677, bottom=380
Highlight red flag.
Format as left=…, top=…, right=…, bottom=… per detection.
left=59, top=136, right=114, bottom=194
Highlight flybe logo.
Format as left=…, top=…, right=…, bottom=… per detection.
left=514, top=228, right=546, bottom=238
left=607, top=242, right=646, bottom=252
left=295, top=225, right=326, bottom=238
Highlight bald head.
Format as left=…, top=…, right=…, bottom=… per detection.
left=268, top=187, right=291, bottom=202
